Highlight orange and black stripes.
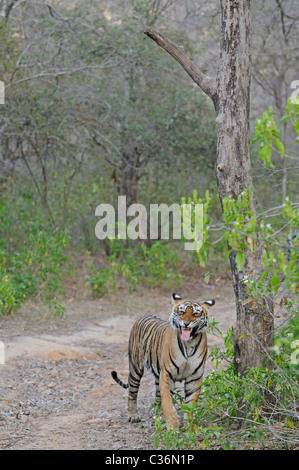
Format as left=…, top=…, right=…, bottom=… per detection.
left=111, top=294, right=215, bottom=429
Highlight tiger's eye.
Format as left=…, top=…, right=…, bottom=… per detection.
left=194, top=308, right=203, bottom=315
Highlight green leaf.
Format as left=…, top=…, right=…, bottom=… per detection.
left=239, top=333, right=251, bottom=339
left=180, top=403, right=193, bottom=411
left=287, top=418, right=295, bottom=429
left=271, top=273, right=280, bottom=291
left=278, top=115, right=290, bottom=126
left=235, top=251, right=245, bottom=271
left=274, top=139, right=285, bottom=158
left=250, top=134, right=262, bottom=145
left=260, top=270, right=269, bottom=282
left=239, top=242, right=249, bottom=250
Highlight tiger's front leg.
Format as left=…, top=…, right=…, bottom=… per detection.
left=160, top=369, right=179, bottom=430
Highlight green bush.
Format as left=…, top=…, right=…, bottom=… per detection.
left=87, top=267, right=116, bottom=297
left=0, top=192, right=71, bottom=313
left=152, top=323, right=298, bottom=450
left=88, top=240, right=182, bottom=296
left=152, top=181, right=298, bottom=449
left=0, top=267, right=17, bottom=316
left=110, top=241, right=182, bottom=290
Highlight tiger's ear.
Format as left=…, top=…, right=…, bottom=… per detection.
left=172, top=293, right=182, bottom=305
left=203, top=300, right=215, bottom=307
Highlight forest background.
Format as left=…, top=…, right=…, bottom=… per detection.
left=0, top=0, right=298, bottom=450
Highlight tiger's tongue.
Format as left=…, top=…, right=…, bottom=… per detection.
left=182, top=328, right=191, bottom=341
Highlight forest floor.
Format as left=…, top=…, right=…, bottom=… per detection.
left=0, top=274, right=236, bottom=450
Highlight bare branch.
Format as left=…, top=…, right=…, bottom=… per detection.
left=0, top=0, right=20, bottom=19
left=144, top=26, right=217, bottom=100
left=45, top=2, right=77, bottom=34
left=7, top=65, right=101, bottom=87
left=91, top=130, right=147, bottom=172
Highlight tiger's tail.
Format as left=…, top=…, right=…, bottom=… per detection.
left=111, top=370, right=128, bottom=389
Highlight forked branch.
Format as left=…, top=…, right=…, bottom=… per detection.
left=144, top=27, right=217, bottom=100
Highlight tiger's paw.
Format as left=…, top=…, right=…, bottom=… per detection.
left=165, top=414, right=180, bottom=430
left=128, top=415, right=141, bottom=423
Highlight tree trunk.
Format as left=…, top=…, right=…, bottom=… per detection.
left=215, top=0, right=273, bottom=374
left=145, top=0, right=274, bottom=375
left=120, top=152, right=139, bottom=211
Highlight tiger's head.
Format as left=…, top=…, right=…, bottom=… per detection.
left=170, top=293, right=215, bottom=342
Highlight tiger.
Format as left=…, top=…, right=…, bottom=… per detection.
left=111, top=293, right=215, bottom=430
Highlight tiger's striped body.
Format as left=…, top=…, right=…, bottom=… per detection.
left=111, top=293, right=215, bottom=430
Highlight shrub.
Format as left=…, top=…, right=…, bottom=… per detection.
left=151, top=323, right=298, bottom=450
left=0, top=195, right=71, bottom=313
left=87, top=267, right=116, bottom=297
left=88, top=240, right=182, bottom=296
left=0, top=267, right=17, bottom=316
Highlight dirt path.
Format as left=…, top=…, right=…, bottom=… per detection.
left=0, top=281, right=235, bottom=450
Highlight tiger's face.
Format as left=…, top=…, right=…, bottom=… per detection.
left=170, top=293, right=215, bottom=341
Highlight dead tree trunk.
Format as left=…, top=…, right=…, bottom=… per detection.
left=145, top=0, right=274, bottom=375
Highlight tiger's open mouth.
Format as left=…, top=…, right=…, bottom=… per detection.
left=181, top=327, right=192, bottom=341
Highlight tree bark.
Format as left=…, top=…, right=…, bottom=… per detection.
left=145, top=0, right=274, bottom=375
left=120, top=152, right=139, bottom=211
